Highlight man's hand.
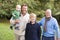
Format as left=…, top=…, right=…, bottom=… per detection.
left=15, top=19, right=20, bottom=24
left=56, top=38, right=60, bottom=40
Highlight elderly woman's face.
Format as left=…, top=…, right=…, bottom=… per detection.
left=45, top=10, right=51, bottom=18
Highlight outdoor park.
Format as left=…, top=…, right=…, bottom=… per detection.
left=0, top=0, right=60, bottom=40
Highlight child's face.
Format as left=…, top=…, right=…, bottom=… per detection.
left=30, top=16, right=36, bottom=23
left=16, top=5, right=21, bottom=11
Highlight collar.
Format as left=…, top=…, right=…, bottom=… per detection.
left=45, top=16, right=52, bottom=21
left=30, top=21, right=36, bottom=25
left=21, top=13, right=28, bottom=17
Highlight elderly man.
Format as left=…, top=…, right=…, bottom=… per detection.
left=10, top=4, right=29, bottom=40
left=38, top=9, right=60, bottom=40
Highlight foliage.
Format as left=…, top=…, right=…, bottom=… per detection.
left=0, top=22, right=14, bottom=40
left=0, top=0, right=60, bottom=21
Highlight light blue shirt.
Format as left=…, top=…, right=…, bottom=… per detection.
left=38, top=17, right=60, bottom=38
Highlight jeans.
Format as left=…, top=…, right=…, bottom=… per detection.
left=42, top=36, right=54, bottom=40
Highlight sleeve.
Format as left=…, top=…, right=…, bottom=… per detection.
left=54, top=19, right=60, bottom=38
left=38, top=17, right=44, bottom=26
left=10, top=17, right=15, bottom=24
left=37, top=24, right=41, bottom=40
left=24, top=14, right=30, bottom=25
left=25, top=14, right=30, bottom=23
left=12, top=10, right=16, bottom=17
left=25, top=23, right=29, bottom=39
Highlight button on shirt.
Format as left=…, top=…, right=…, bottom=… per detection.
left=38, top=17, right=60, bottom=38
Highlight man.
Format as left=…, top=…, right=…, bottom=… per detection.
left=38, top=9, right=60, bottom=40
left=10, top=4, right=29, bottom=40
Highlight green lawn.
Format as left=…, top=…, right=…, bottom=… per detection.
left=0, top=22, right=15, bottom=40
left=0, top=20, right=60, bottom=40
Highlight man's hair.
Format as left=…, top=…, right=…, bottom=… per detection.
left=21, top=4, right=28, bottom=8
left=46, top=9, right=51, bottom=13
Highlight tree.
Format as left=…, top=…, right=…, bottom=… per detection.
left=0, top=0, right=18, bottom=19
left=0, top=0, right=60, bottom=22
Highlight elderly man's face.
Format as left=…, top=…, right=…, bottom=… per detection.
left=21, top=6, right=28, bottom=14
left=45, top=10, right=51, bottom=18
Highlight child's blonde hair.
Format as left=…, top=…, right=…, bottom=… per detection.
left=30, top=13, right=36, bottom=18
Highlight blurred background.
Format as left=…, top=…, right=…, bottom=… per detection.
left=0, top=0, right=60, bottom=40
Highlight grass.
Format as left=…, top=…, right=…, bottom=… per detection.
left=0, top=21, right=15, bottom=40
left=0, top=19, right=60, bottom=40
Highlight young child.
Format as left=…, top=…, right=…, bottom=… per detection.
left=10, top=5, right=21, bottom=30
left=25, top=13, right=41, bottom=40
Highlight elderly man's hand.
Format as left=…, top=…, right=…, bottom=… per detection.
left=58, top=38, right=60, bottom=40
left=55, top=38, right=60, bottom=40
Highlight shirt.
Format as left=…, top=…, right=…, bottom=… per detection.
left=12, top=10, right=20, bottom=19
left=38, top=17, right=60, bottom=38
left=10, top=13, right=29, bottom=35
left=25, top=22, right=41, bottom=40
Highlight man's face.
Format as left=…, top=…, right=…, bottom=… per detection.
left=45, top=10, right=51, bottom=18
left=21, top=6, right=28, bottom=14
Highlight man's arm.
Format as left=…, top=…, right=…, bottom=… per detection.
left=38, top=18, right=44, bottom=26
left=10, top=17, right=15, bottom=24
left=54, top=19, right=60, bottom=40
left=10, top=17, right=20, bottom=24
